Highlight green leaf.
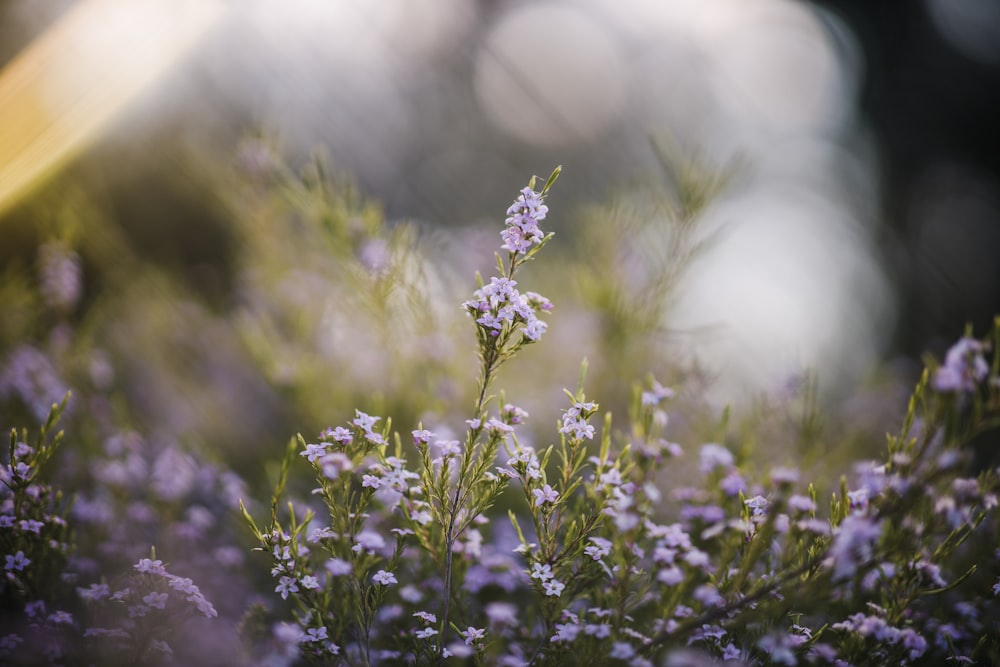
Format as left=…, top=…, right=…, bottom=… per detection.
left=240, top=499, right=262, bottom=540
left=541, top=165, right=562, bottom=195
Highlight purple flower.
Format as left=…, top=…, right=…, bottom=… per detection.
left=0, top=345, right=68, bottom=421
left=413, top=611, right=437, bottom=624
left=484, top=602, right=518, bottom=626
left=143, top=592, right=168, bottom=609
left=352, top=410, right=381, bottom=433
left=559, top=416, right=594, bottom=441
left=37, top=241, right=83, bottom=311
left=788, top=494, right=816, bottom=513
left=300, top=443, right=327, bottom=463
left=475, top=312, right=504, bottom=335
left=0, top=634, right=24, bottom=652
left=641, top=380, right=675, bottom=406
left=829, top=514, right=883, bottom=580
left=326, top=558, right=352, bottom=576
left=542, top=579, right=565, bottom=597
left=693, top=583, right=722, bottom=606
left=933, top=336, right=989, bottom=393
left=24, top=601, right=45, bottom=618
left=552, top=622, right=581, bottom=643
left=699, top=443, right=734, bottom=474
left=18, top=519, right=44, bottom=535
left=411, top=429, right=435, bottom=445
left=720, top=470, right=746, bottom=496
left=584, top=623, right=611, bottom=638
left=372, top=569, right=397, bottom=586
left=322, top=426, right=353, bottom=444
left=847, top=488, right=870, bottom=512
left=47, top=610, right=74, bottom=625
left=435, top=440, right=462, bottom=458
left=353, top=530, right=387, bottom=555
left=134, top=557, right=166, bottom=575
left=797, top=518, right=831, bottom=535
left=609, top=642, right=635, bottom=660
left=533, top=484, right=559, bottom=507
left=721, top=643, right=743, bottom=661
left=460, top=626, right=486, bottom=646
left=530, top=562, right=553, bottom=581
left=684, top=548, right=710, bottom=569
left=501, top=188, right=548, bottom=254
left=501, top=404, right=529, bottom=425
left=523, top=291, right=552, bottom=311
left=744, top=495, right=769, bottom=519
left=320, top=452, right=353, bottom=479
left=758, top=632, right=798, bottom=666
left=274, top=622, right=304, bottom=645
left=657, top=566, right=684, bottom=586
left=304, top=626, right=329, bottom=643
left=900, top=628, right=928, bottom=660
left=78, top=583, right=110, bottom=601
left=276, top=576, right=298, bottom=599
left=584, top=537, right=612, bottom=561
left=522, top=317, right=548, bottom=341
left=485, top=418, right=514, bottom=435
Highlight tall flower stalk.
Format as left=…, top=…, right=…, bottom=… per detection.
left=433, top=167, right=561, bottom=658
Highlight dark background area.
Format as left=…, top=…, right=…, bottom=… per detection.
left=815, top=0, right=1000, bottom=356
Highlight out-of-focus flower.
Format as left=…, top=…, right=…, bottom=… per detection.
left=699, top=443, right=734, bottom=474
left=0, top=346, right=69, bottom=421
left=933, top=337, right=989, bottom=393
left=37, top=241, right=83, bottom=312
left=372, top=569, right=397, bottom=586
left=829, top=514, right=883, bottom=580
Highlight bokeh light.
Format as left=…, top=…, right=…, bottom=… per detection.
left=474, top=3, right=627, bottom=147
left=2, top=0, right=997, bottom=407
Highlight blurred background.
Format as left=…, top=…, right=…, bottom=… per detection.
left=2, top=0, right=999, bottom=451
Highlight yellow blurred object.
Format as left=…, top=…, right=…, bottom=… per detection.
left=0, top=0, right=226, bottom=218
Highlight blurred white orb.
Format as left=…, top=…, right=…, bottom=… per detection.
left=473, top=3, right=626, bottom=147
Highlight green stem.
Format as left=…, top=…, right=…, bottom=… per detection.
left=439, top=328, right=505, bottom=663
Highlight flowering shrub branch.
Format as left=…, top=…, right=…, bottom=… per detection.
left=5, top=157, right=1000, bottom=666
left=241, top=170, right=1000, bottom=666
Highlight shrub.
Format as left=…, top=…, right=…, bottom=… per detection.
left=242, top=170, right=1000, bottom=666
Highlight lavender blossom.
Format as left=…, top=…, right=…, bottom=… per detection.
left=501, top=187, right=548, bottom=254
left=829, top=514, right=883, bottom=580
left=933, top=337, right=989, bottom=393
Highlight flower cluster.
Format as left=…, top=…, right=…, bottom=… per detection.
left=500, top=186, right=549, bottom=254
left=461, top=178, right=557, bottom=353
left=933, top=335, right=990, bottom=393
left=1, top=400, right=76, bottom=663
left=1, top=400, right=223, bottom=665
left=463, top=277, right=552, bottom=341
left=37, top=241, right=83, bottom=313
left=0, top=346, right=69, bottom=422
